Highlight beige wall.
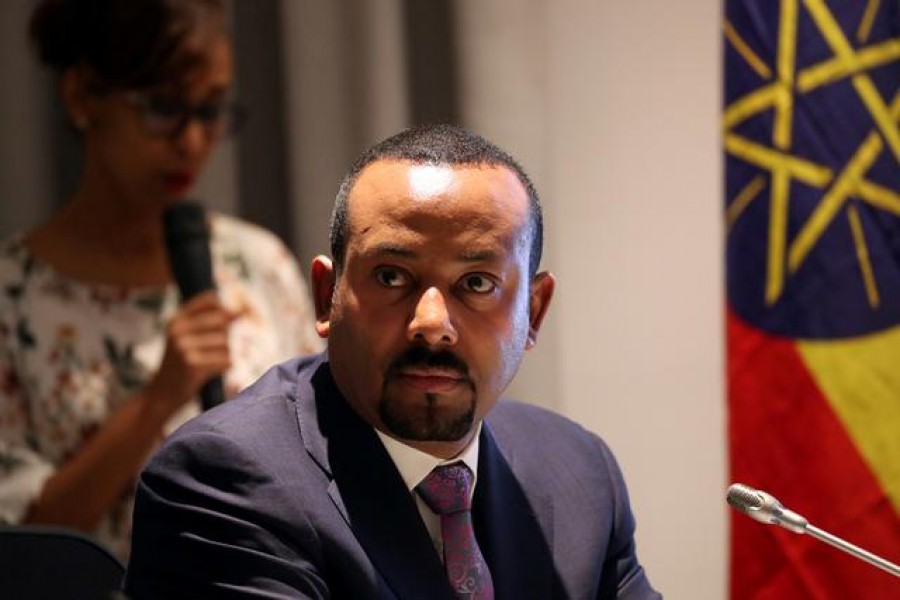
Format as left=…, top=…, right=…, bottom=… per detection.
left=458, top=1, right=726, bottom=597
left=552, top=3, right=725, bottom=596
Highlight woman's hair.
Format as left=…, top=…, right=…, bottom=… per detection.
left=30, top=0, right=225, bottom=89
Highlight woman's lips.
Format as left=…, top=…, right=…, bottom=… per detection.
left=163, top=173, right=196, bottom=194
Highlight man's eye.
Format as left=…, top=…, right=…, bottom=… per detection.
left=462, top=274, right=496, bottom=294
left=374, top=268, right=408, bottom=288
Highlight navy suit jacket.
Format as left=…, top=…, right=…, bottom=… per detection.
left=124, top=354, right=660, bottom=599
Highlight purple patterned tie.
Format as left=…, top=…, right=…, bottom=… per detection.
left=416, top=463, right=494, bottom=599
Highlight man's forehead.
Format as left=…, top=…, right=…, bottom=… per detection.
left=342, top=159, right=530, bottom=254
left=347, top=159, right=527, bottom=214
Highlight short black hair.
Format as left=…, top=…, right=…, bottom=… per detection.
left=330, top=123, right=544, bottom=277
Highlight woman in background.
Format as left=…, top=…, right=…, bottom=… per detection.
left=0, top=0, right=321, bottom=559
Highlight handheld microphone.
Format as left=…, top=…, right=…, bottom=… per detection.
left=162, top=201, right=225, bottom=411
left=727, top=483, right=900, bottom=578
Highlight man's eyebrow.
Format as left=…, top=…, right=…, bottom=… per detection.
left=459, top=249, right=498, bottom=263
left=369, top=243, right=417, bottom=259
left=365, top=244, right=498, bottom=264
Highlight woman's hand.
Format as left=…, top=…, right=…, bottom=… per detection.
left=143, top=291, right=238, bottom=417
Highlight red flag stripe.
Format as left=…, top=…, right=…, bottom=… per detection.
left=728, top=308, right=900, bottom=599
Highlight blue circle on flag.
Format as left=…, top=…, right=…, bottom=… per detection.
left=725, top=2, right=900, bottom=339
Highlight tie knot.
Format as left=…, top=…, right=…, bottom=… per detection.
left=416, top=462, right=473, bottom=515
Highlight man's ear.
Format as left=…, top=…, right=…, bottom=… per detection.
left=310, top=255, right=336, bottom=338
left=526, top=271, right=555, bottom=349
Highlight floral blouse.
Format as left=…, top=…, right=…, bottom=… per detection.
left=0, top=212, right=322, bottom=560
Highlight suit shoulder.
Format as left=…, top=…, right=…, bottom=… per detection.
left=485, top=400, right=622, bottom=486
left=162, top=354, right=321, bottom=451
left=487, top=400, right=606, bottom=448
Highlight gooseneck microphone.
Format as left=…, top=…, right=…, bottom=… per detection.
left=727, top=483, right=900, bottom=578
left=726, top=483, right=809, bottom=533
left=162, top=201, right=225, bottom=411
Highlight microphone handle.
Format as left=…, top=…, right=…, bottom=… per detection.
left=806, top=524, right=900, bottom=578
left=200, top=377, right=225, bottom=412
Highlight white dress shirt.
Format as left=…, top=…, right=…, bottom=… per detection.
left=375, top=423, right=481, bottom=560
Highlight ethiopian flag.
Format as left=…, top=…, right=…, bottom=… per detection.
left=724, top=0, right=900, bottom=597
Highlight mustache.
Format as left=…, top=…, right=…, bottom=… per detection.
left=387, top=346, right=470, bottom=378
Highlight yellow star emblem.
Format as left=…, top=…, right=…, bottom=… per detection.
left=724, top=0, right=900, bottom=308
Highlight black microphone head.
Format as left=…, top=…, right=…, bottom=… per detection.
left=163, top=200, right=215, bottom=300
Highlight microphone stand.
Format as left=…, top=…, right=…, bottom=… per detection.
left=727, top=483, right=900, bottom=578
left=805, top=524, right=900, bottom=578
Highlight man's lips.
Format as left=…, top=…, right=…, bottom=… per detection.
left=394, top=367, right=468, bottom=393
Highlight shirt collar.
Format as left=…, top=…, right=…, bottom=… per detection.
left=376, top=422, right=482, bottom=493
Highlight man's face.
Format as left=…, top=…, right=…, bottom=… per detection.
left=312, top=159, right=554, bottom=457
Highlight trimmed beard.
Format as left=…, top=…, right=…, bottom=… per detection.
left=378, top=388, right=477, bottom=442
left=379, top=345, right=476, bottom=441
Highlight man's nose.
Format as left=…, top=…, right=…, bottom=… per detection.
left=407, top=287, right=458, bottom=346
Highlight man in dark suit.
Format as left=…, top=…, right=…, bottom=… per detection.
left=124, top=124, right=661, bottom=599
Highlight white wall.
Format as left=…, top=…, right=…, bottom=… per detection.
left=458, top=1, right=726, bottom=597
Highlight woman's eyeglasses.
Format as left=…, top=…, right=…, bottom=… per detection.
left=122, top=92, right=247, bottom=139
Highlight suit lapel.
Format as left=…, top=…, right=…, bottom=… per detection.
left=296, top=361, right=456, bottom=600
left=473, top=423, right=557, bottom=600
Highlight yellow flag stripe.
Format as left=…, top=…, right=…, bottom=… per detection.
left=767, top=171, right=790, bottom=304
left=724, top=134, right=833, bottom=186
left=858, top=179, right=900, bottom=215
left=775, top=0, right=798, bottom=150
left=798, top=328, right=900, bottom=514
left=787, top=92, right=900, bottom=273
left=846, top=205, right=880, bottom=308
left=724, top=19, right=773, bottom=80
left=803, top=0, right=900, bottom=162
left=803, top=0, right=857, bottom=55
left=723, top=84, right=780, bottom=131
left=788, top=133, right=883, bottom=273
left=857, top=0, right=880, bottom=44
left=852, top=76, right=900, bottom=163
left=797, top=39, right=900, bottom=93
left=727, top=176, right=767, bottom=232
